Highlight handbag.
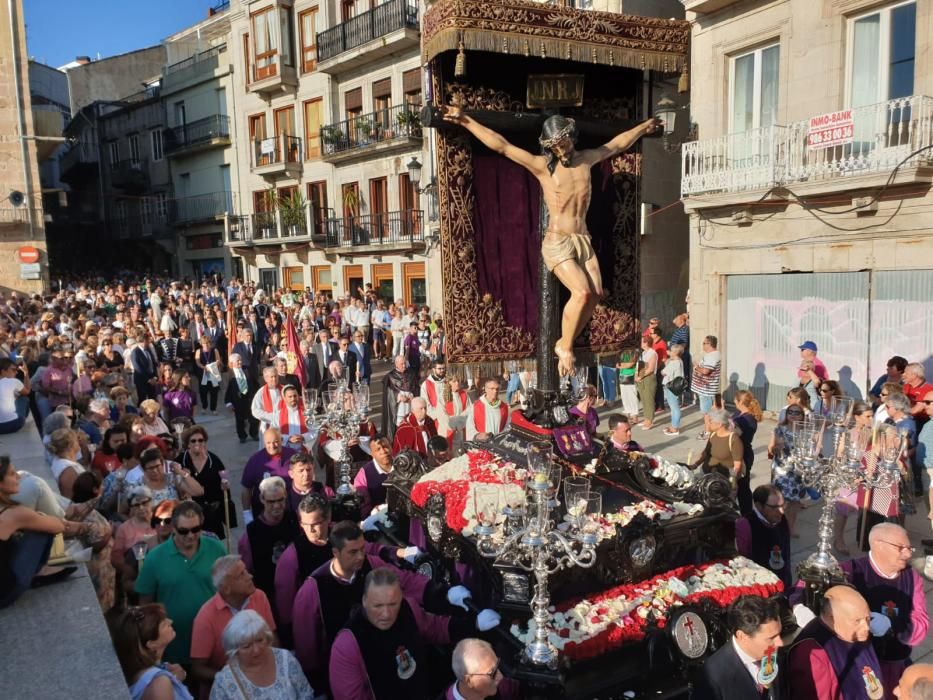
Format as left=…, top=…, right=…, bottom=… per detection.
left=668, top=376, right=688, bottom=396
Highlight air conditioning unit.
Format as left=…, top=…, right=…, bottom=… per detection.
left=852, top=196, right=878, bottom=214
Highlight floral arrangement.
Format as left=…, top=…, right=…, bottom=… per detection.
left=509, top=557, right=783, bottom=661
left=601, top=499, right=704, bottom=529
left=410, top=449, right=527, bottom=535
left=648, top=455, right=697, bottom=489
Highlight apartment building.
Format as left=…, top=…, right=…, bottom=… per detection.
left=227, top=0, right=437, bottom=307
left=161, top=7, right=241, bottom=280
left=681, top=0, right=933, bottom=412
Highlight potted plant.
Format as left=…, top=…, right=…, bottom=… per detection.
left=355, top=116, right=374, bottom=143
left=396, top=109, right=421, bottom=135
left=279, top=191, right=307, bottom=236
left=321, top=125, right=345, bottom=154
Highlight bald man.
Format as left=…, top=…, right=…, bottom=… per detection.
left=392, top=396, right=438, bottom=457
left=788, top=586, right=886, bottom=700
left=896, top=664, right=933, bottom=700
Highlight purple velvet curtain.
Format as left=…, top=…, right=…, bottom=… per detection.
left=471, top=154, right=541, bottom=333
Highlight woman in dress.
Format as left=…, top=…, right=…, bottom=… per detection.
left=162, top=370, right=197, bottom=422
left=179, top=426, right=236, bottom=540
left=661, top=344, right=686, bottom=436
left=635, top=335, right=658, bottom=430
left=210, top=610, right=311, bottom=700
left=732, top=390, right=764, bottom=516
left=111, top=486, right=155, bottom=583
left=111, top=604, right=193, bottom=700
left=194, top=336, right=223, bottom=415
left=769, top=403, right=808, bottom=536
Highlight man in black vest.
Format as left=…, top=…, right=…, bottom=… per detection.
left=735, top=484, right=792, bottom=589
left=329, top=567, right=502, bottom=700
left=237, top=476, right=296, bottom=616
left=693, top=595, right=785, bottom=700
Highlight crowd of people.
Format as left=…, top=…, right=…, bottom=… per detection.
left=0, top=276, right=931, bottom=700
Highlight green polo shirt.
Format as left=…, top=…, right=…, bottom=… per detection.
left=135, top=534, right=226, bottom=665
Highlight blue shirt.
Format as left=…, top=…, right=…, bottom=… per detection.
left=917, top=420, right=933, bottom=469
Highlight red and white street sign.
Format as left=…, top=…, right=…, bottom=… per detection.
left=807, top=110, right=854, bottom=150
left=17, top=246, right=39, bottom=264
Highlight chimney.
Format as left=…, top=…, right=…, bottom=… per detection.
left=75, top=56, right=91, bottom=65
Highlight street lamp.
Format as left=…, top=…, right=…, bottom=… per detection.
left=655, top=97, right=678, bottom=151
left=406, top=157, right=436, bottom=195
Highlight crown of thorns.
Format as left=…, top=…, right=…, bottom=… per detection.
left=539, top=119, right=576, bottom=148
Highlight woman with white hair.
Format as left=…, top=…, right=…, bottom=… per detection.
left=209, top=610, right=311, bottom=699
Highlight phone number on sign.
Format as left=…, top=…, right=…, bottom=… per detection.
left=807, top=124, right=854, bottom=149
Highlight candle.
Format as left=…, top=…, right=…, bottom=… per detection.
left=687, top=450, right=693, bottom=466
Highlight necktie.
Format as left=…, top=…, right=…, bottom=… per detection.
left=235, top=369, right=247, bottom=394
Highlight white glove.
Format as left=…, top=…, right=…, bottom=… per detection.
left=870, top=611, right=892, bottom=637
left=447, top=585, right=472, bottom=611
left=242, top=509, right=254, bottom=526
left=793, top=604, right=816, bottom=629
left=476, top=609, right=501, bottom=631
left=399, top=546, right=422, bottom=563
left=361, top=510, right=387, bottom=533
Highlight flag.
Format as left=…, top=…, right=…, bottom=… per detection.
left=285, top=312, right=306, bottom=389
left=226, top=300, right=236, bottom=359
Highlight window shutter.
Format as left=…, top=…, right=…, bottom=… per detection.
left=344, top=87, right=362, bottom=111
left=372, top=78, right=392, bottom=99
left=402, top=68, right=421, bottom=94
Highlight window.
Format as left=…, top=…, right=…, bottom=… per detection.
left=274, top=106, right=299, bottom=162
left=729, top=43, right=779, bottom=134
left=129, top=135, right=140, bottom=165
left=312, top=265, right=332, bottom=296
left=151, top=130, right=163, bottom=162
left=372, top=78, right=392, bottom=134
left=848, top=1, right=915, bottom=108
left=402, top=68, right=422, bottom=108
left=303, top=98, right=323, bottom=159
left=155, top=193, right=168, bottom=221
left=298, top=6, right=319, bottom=73
left=249, top=113, right=267, bottom=141
left=341, top=0, right=357, bottom=22
left=345, top=87, right=363, bottom=141
left=369, top=177, right=388, bottom=241
left=341, top=182, right=359, bottom=241
left=141, top=197, right=152, bottom=225
left=243, top=32, right=252, bottom=83
left=307, top=180, right=328, bottom=235
left=252, top=7, right=279, bottom=79
left=399, top=173, right=420, bottom=238
left=109, top=141, right=120, bottom=166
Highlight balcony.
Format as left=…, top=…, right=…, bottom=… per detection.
left=322, top=209, right=424, bottom=253
left=247, top=53, right=298, bottom=97
left=321, top=104, right=422, bottom=164
left=251, top=134, right=303, bottom=179
left=224, top=206, right=317, bottom=247
left=162, top=44, right=229, bottom=95
left=170, top=192, right=235, bottom=226
left=681, top=95, right=933, bottom=208
left=110, top=158, right=150, bottom=193
left=680, top=0, right=745, bottom=14
left=317, top=0, right=420, bottom=75
left=60, top=141, right=99, bottom=183
left=164, top=115, right=231, bottom=158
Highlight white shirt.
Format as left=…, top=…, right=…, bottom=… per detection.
left=731, top=636, right=761, bottom=686
left=0, top=377, right=23, bottom=423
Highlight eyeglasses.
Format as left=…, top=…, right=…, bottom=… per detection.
left=763, top=501, right=785, bottom=510
left=467, top=663, right=500, bottom=680
left=175, top=524, right=203, bottom=536
left=188, top=438, right=205, bottom=444
left=922, top=400, right=933, bottom=406
left=155, top=517, right=173, bottom=526
left=878, top=540, right=915, bottom=554
left=131, top=498, right=152, bottom=507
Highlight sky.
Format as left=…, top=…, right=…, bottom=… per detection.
left=24, top=0, right=219, bottom=69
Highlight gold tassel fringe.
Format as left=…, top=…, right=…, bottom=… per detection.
left=454, top=39, right=466, bottom=77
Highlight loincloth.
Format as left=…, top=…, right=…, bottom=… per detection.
left=541, top=231, right=594, bottom=272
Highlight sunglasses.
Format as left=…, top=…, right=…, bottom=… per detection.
left=155, top=517, right=173, bottom=526
left=175, top=524, right=203, bottom=536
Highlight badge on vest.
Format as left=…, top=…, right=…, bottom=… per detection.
left=396, top=645, right=417, bottom=680
left=757, top=647, right=778, bottom=688
left=882, top=601, right=899, bottom=620
left=768, top=545, right=784, bottom=570
left=862, top=666, right=883, bottom=700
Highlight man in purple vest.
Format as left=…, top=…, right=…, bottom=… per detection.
left=788, top=585, right=886, bottom=700
left=842, top=523, right=929, bottom=692
left=735, top=484, right=792, bottom=589
left=353, top=436, right=394, bottom=518
left=293, top=521, right=488, bottom=693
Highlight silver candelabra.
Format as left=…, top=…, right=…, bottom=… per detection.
left=473, top=441, right=600, bottom=668
left=305, top=381, right=370, bottom=496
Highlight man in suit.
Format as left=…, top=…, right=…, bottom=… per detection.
left=299, top=339, right=321, bottom=393
left=232, top=328, right=261, bottom=385
left=349, top=330, right=372, bottom=384
left=334, top=336, right=357, bottom=383
left=204, top=315, right=226, bottom=362
left=189, top=311, right=207, bottom=344
left=225, top=353, right=259, bottom=443
left=694, top=595, right=784, bottom=700
left=312, top=329, right=338, bottom=380
left=130, top=332, right=160, bottom=402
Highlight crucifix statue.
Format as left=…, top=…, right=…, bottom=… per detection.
left=442, top=106, right=661, bottom=375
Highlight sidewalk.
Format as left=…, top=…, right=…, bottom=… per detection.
left=0, top=422, right=129, bottom=700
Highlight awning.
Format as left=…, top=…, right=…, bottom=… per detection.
left=423, top=0, right=690, bottom=75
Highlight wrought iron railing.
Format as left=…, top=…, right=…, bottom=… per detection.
left=317, top=0, right=419, bottom=62
left=171, top=192, right=234, bottom=224
left=251, top=134, right=303, bottom=169
left=682, top=95, right=933, bottom=196
left=322, top=209, right=423, bottom=247
left=164, top=115, right=231, bottom=156
left=321, top=103, right=422, bottom=156
left=60, top=141, right=99, bottom=174
left=164, top=44, right=226, bottom=76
